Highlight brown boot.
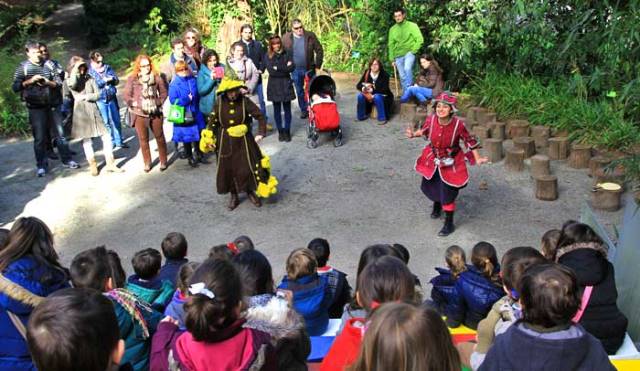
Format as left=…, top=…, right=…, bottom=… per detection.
left=247, top=192, right=262, bottom=207
left=228, top=192, right=240, bottom=211
left=105, top=153, right=124, bottom=173
left=88, top=157, right=99, bottom=176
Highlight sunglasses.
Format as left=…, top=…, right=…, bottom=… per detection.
left=292, top=26, right=302, bottom=30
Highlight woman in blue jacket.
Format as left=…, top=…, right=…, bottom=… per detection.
left=169, top=60, right=207, bottom=167
left=197, top=49, right=224, bottom=116
left=89, top=51, right=126, bottom=149
left=0, top=217, right=69, bottom=370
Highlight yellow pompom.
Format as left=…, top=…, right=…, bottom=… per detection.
left=227, top=124, right=248, bottom=137
left=260, top=156, right=271, bottom=170
left=256, top=175, right=279, bottom=198
left=199, top=129, right=216, bottom=153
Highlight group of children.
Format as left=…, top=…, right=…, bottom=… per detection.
left=0, top=216, right=627, bottom=370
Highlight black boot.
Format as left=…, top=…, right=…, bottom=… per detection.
left=438, top=211, right=455, bottom=237
left=285, top=129, right=292, bottom=142
left=431, top=202, right=442, bottom=219
left=278, top=130, right=285, bottom=142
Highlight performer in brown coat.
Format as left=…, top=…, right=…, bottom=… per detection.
left=206, top=77, right=274, bottom=210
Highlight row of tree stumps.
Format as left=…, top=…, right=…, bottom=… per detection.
left=455, top=106, right=625, bottom=211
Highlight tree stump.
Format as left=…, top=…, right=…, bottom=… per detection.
left=485, top=139, right=503, bottom=163
left=548, top=137, right=569, bottom=160
left=477, top=111, right=496, bottom=126
left=490, top=121, right=506, bottom=140
left=589, top=156, right=612, bottom=177
left=473, top=126, right=491, bottom=145
left=468, top=107, right=486, bottom=122
left=400, top=103, right=417, bottom=121
left=593, top=166, right=625, bottom=185
left=505, top=148, right=525, bottom=172
left=531, top=154, right=550, bottom=178
left=535, top=175, right=558, bottom=201
left=591, top=183, right=623, bottom=211
left=568, top=144, right=592, bottom=169
left=531, top=125, right=550, bottom=148
left=508, top=119, right=530, bottom=139
left=513, top=137, right=536, bottom=158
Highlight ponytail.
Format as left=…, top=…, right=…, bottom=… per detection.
left=471, top=242, right=502, bottom=287
left=445, top=245, right=467, bottom=279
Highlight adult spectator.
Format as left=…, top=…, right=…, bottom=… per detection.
left=89, top=51, right=127, bottom=149
left=183, top=27, right=204, bottom=68
left=123, top=55, right=169, bottom=172
left=161, top=38, right=198, bottom=85
left=282, top=19, right=324, bottom=119
left=237, top=24, right=268, bottom=121
left=227, top=41, right=260, bottom=97
left=356, top=57, right=393, bottom=125
left=264, top=35, right=295, bottom=142
left=12, top=41, right=78, bottom=177
left=197, top=49, right=224, bottom=116
left=388, top=7, right=423, bottom=92
left=399, top=54, right=444, bottom=109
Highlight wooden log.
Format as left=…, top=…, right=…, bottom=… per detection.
left=513, top=136, right=536, bottom=158
left=473, top=126, right=491, bottom=145
left=531, top=125, right=550, bottom=148
left=568, top=144, right=592, bottom=169
left=591, top=183, right=623, bottom=211
left=508, top=119, right=530, bottom=139
left=535, top=175, right=558, bottom=201
left=489, top=121, right=506, bottom=140
left=468, top=107, right=486, bottom=122
left=530, top=154, right=550, bottom=178
left=548, top=137, right=569, bottom=160
left=485, top=138, right=503, bottom=163
left=593, top=166, right=625, bottom=185
left=505, top=148, right=525, bottom=172
left=477, top=110, right=496, bottom=126
left=589, top=156, right=612, bottom=177
left=400, top=103, right=417, bottom=121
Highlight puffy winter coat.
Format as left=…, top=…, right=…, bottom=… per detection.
left=126, top=275, right=175, bottom=313
left=278, top=274, right=332, bottom=336
left=557, top=243, right=628, bottom=354
left=429, top=267, right=462, bottom=317
left=0, top=256, right=69, bottom=370
left=450, top=265, right=504, bottom=329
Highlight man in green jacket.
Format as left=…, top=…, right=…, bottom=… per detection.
left=388, top=8, right=423, bottom=92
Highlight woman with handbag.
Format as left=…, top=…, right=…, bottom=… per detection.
left=264, top=35, right=295, bottom=142
left=168, top=60, right=207, bottom=167
left=356, top=58, right=394, bottom=125
left=123, top=55, right=169, bottom=172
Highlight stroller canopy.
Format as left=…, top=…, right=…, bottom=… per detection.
left=309, top=75, right=336, bottom=100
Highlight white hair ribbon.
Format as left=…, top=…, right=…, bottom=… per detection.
left=188, top=282, right=215, bottom=299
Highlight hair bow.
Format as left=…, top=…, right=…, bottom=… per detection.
left=227, top=242, right=240, bottom=255
left=189, top=282, right=215, bottom=299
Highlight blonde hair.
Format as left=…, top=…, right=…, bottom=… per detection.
left=445, top=245, right=467, bottom=279
left=286, top=248, right=317, bottom=280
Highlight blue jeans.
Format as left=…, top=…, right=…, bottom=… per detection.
left=292, top=67, right=313, bottom=113
left=272, top=101, right=292, bottom=131
left=357, top=93, right=387, bottom=121
left=400, top=86, right=434, bottom=103
left=96, top=100, right=123, bottom=146
left=255, top=80, right=268, bottom=120
left=395, top=52, right=416, bottom=91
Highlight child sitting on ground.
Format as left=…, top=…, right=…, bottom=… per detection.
left=70, top=246, right=162, bottom=371
left=126, top=248, right=175, bottom=311
left=321, top=255, right=418, bottom=371
left=478, top=263, right=615, bottom=370
left=540, top=229, right=561, bottom=260
left=350, top=302, right=461, bottom=371
left=208, top=244, right=238, bottom=261
left=157, top=232, right=189, bottom=286
left=26, top=288, right=126, bottom=371
left=233, top=235, right=255, bottom=251
left=307, top=238, right=352, bottom=318
left=449, top=242, right=504, bottom=329
left=429, top=245, right=467, bottom=315
left=162, top=259, right=277, bottom=369
left=163, top=262, right=200, bottom=330
left=278, top=248, right=332, bottom=336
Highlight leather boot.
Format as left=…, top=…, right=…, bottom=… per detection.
left=278, top=130, right=285, bottom=142
left=228, top=192, right=240, bottom=211
left=431, top=202, right=442, bottom=219
left=88, top=157, right=99, bottom=176
left=438, top=211, right=455, bottom=237
left=105, top=153, right=124, bottom=173
left=247, top=191, right=262, bottom=207
left=284, top=129, right=292, bottom=142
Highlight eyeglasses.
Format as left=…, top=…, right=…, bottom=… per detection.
left=292, top=26, right=302, bottom=30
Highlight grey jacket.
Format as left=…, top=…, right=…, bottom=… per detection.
left=66, top=65, right=107, bottom=139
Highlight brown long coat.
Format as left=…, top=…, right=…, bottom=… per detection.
left=66, top=69, right=108, bottom=139
left=208, top=94, right=267, bottom=194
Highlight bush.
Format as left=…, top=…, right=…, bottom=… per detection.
left=0, top=50, right=30, bottom=137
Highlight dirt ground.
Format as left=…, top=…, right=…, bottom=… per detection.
left=0, top=3, right=624, bottom=284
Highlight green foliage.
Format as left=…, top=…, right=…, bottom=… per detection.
left=0, top=49, right=29, bottom=137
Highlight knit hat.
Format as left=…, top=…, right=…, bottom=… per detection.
left=432, top=92, right=458, bottom=113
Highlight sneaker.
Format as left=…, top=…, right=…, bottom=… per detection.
left=37, top=168, right=46, bottom=177
left=62, top=160, right=79, bottom=169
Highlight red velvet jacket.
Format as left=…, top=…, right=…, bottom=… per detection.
left=414, top=114, right=479, bottom=188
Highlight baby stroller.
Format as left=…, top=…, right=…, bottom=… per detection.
left=305, top=72, right=343, bottom=148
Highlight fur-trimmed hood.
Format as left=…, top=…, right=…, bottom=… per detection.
left=244, top=295, right=307, bottom=340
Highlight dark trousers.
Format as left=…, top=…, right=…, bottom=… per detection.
left=28, top=106, right=72, bottom=168
left=272, top=101, right=292, bottom=131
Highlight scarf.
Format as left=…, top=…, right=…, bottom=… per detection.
left=91, top=61, right=106, bottom=74
left=105, top=288, right=152, bottom=338
left=138, top=73, right=159, bottom=115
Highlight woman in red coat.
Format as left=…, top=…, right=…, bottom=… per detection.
left=405, top=92, right=487, bottom=236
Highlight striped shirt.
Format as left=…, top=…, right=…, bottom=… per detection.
left=12, top=60, right=62, bottom=107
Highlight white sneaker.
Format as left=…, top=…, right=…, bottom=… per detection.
left=63, top=160, right=79, bottom=169
left=37, top=168, right=46, bottom=177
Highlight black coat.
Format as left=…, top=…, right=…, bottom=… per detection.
left=558, top=247, right=628, bottom=354
left=356, top=69, right=394, bottom=115
left=264, top=50, right=296, bottom=102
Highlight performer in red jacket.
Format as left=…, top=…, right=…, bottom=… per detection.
left=405, top=92, right=488, bottom=236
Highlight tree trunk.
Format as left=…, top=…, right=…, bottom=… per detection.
left=535, top=175, right=558, bottom=201
left=505, top=148, right=525, bottom=172
left=485, top=138, right=503, bottom=163
left=531, top=154, right=550, bottom=178
left=490, top=121, right=506, bottom=140
left=548, top=137, right=569, bottom=160
left=591, top=184, right=623, bottom=211
left=513, top=136, right=536, bottom=158
left=568, top=144, right=592, bottom=169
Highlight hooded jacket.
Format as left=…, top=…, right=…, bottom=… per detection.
left=278, top=273, right=332, bottom=336
left=429, top=266, right=463, bottom=317
left=126, top=275, right=175, bottom=312
left=450, top=265, right=504, bottom=329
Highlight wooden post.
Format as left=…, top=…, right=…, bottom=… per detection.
left=531, top=125, right=550, bottom=148
left=485, top=139, right=503, bottom=163
left=591, top=183, right=623, bottom=211
left=477, top=111, right=496, bottom=126
left=508, top=119, right=530, bottom=139
left=531, top=154, right=550, bottom=178
left=535, top=175, right=558, bottom=201
left=589, top=156, right=612, bottom=177
left=400, top=103, right=417, bottom=121
left=593, top=166, right=625, bottom=185
left=473, top=126, right=491, bottom=145
left=505, top=148, right=525, bottom=171
left=513, top=137, right=536, bottom=158
left=568, top=144, right=592, bottom=169
left=468, top=107, right=486, bottom=122
left=490, top=121, right=506, bottom=140
left=548, top=137, right=569, bottom=160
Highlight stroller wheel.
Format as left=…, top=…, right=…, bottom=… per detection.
left=307, top=138, right=318, bottom=149
left=334, top=132, right=343, bottom=147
